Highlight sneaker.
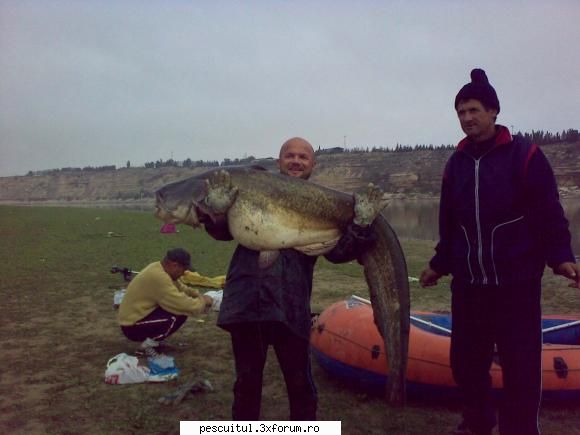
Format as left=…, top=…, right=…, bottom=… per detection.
left=141, top=338, right=160, bottom=348
left=139, top=338, right=161, bottom=358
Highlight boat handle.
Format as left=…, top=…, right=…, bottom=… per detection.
left=553, top=357, right=568, bottom=379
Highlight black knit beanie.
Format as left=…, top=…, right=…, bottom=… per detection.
left=454, top=68, right=500, bottom=114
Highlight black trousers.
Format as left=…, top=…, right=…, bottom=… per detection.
left=450, top=279, right=542, bottom=435
left=121, top=306, right=187, bottom=342
left=229, top=322, right=317, bottom=421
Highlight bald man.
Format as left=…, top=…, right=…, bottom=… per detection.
left=202, top=137, right=385, bottom=421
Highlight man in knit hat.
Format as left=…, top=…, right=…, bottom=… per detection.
left=420, top=69, right=579, bottom=435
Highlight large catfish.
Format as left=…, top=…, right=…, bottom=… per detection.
left=155, top=166, right=410, bottom=405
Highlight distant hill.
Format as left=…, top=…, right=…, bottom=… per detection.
left=0, top=142, right=578, bottom=204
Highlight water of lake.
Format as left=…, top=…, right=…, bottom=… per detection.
left=383, top=198, right=580, bottom=256
left=110, top=197, right=579, bottom=256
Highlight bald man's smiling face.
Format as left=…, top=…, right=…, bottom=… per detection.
left=277, top=138, right=316, bottom=180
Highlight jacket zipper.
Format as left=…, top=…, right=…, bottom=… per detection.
left=491, top=216, right=524, bottom=285
left=474, top=158, right=488, bottom=284
left=460, top=225, right=475, bottom=283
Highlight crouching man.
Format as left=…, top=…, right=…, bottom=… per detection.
left=118, top=248, right=213, bottom=356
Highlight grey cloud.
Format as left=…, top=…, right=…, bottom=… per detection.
left=1, top=0, right=579, bottom=176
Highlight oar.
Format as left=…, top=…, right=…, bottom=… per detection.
left=350, top=295, right=452, bottom=335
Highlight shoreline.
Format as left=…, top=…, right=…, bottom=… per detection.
left=1, top=189, right=578, bottom=208
left=0, top=199, right=156, bottom=208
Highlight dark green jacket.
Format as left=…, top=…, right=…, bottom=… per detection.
left=211, top=223, right=375, bottom=340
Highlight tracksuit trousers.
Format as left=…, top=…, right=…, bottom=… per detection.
left=450, top=279, right=542, bottom=435
left=121, top=306, right=187, bottom=342
left=229, top=321, right=317, bottom=421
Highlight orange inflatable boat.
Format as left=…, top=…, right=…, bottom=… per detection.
left=311, top=297, right=580, bottom=400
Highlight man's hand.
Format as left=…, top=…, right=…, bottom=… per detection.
left=353, top=183, right=389, bottom=227
left=204, top=170, right=238, bottom=215
left=200, top=294, right=214, bottom=313
left=555, top=262, right=580, bottom=288
left=419, top=267, right=443, bottom=288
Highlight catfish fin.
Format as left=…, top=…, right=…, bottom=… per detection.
left=294, top=237, right=340, bottom=256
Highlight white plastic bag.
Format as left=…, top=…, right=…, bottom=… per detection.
left=204, top=289, right=223, bottom=311
left=105, top=353, right=150, bottom=384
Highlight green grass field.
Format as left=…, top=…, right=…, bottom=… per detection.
left=0, top=206, right=579, bottom=434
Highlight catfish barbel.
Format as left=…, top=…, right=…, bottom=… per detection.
left=155, top=166, right=410, bottom=405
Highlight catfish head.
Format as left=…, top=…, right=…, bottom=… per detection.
left=154, top=174, right=213, bottom=227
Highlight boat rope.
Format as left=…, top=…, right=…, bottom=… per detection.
left=314, top=326, right=580, bottom=373
left=313, top=325, right=453, bottom=368
left=542, top=320, right=580, bottom=334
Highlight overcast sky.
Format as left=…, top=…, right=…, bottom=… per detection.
left=1, top=0, right=579, bottom=176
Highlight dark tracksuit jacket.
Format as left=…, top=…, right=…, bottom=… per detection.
left=430, top=125, right=574, bottom=285
left=428, top=125, right=575, bottom=434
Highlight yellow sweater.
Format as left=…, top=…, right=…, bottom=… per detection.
left=118, top=261, right=207, bottom=326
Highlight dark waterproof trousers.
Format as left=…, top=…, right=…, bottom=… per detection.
left=229, top=322, right=317, bottom=421
left=450, top=279, right=542, bottom=435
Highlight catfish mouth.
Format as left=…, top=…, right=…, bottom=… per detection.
left=154, top=205, right=171, bottom=222
left=154, top=191, right=182, bottom=223
left=154, top=191, right=200, bottom=227
left=154, top=191, right=172, bottom=221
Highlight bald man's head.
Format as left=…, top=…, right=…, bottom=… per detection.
left=277, top=137, right=316, bottom=180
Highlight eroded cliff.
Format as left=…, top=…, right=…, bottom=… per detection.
left=1, top=142, right=578, bottom=203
